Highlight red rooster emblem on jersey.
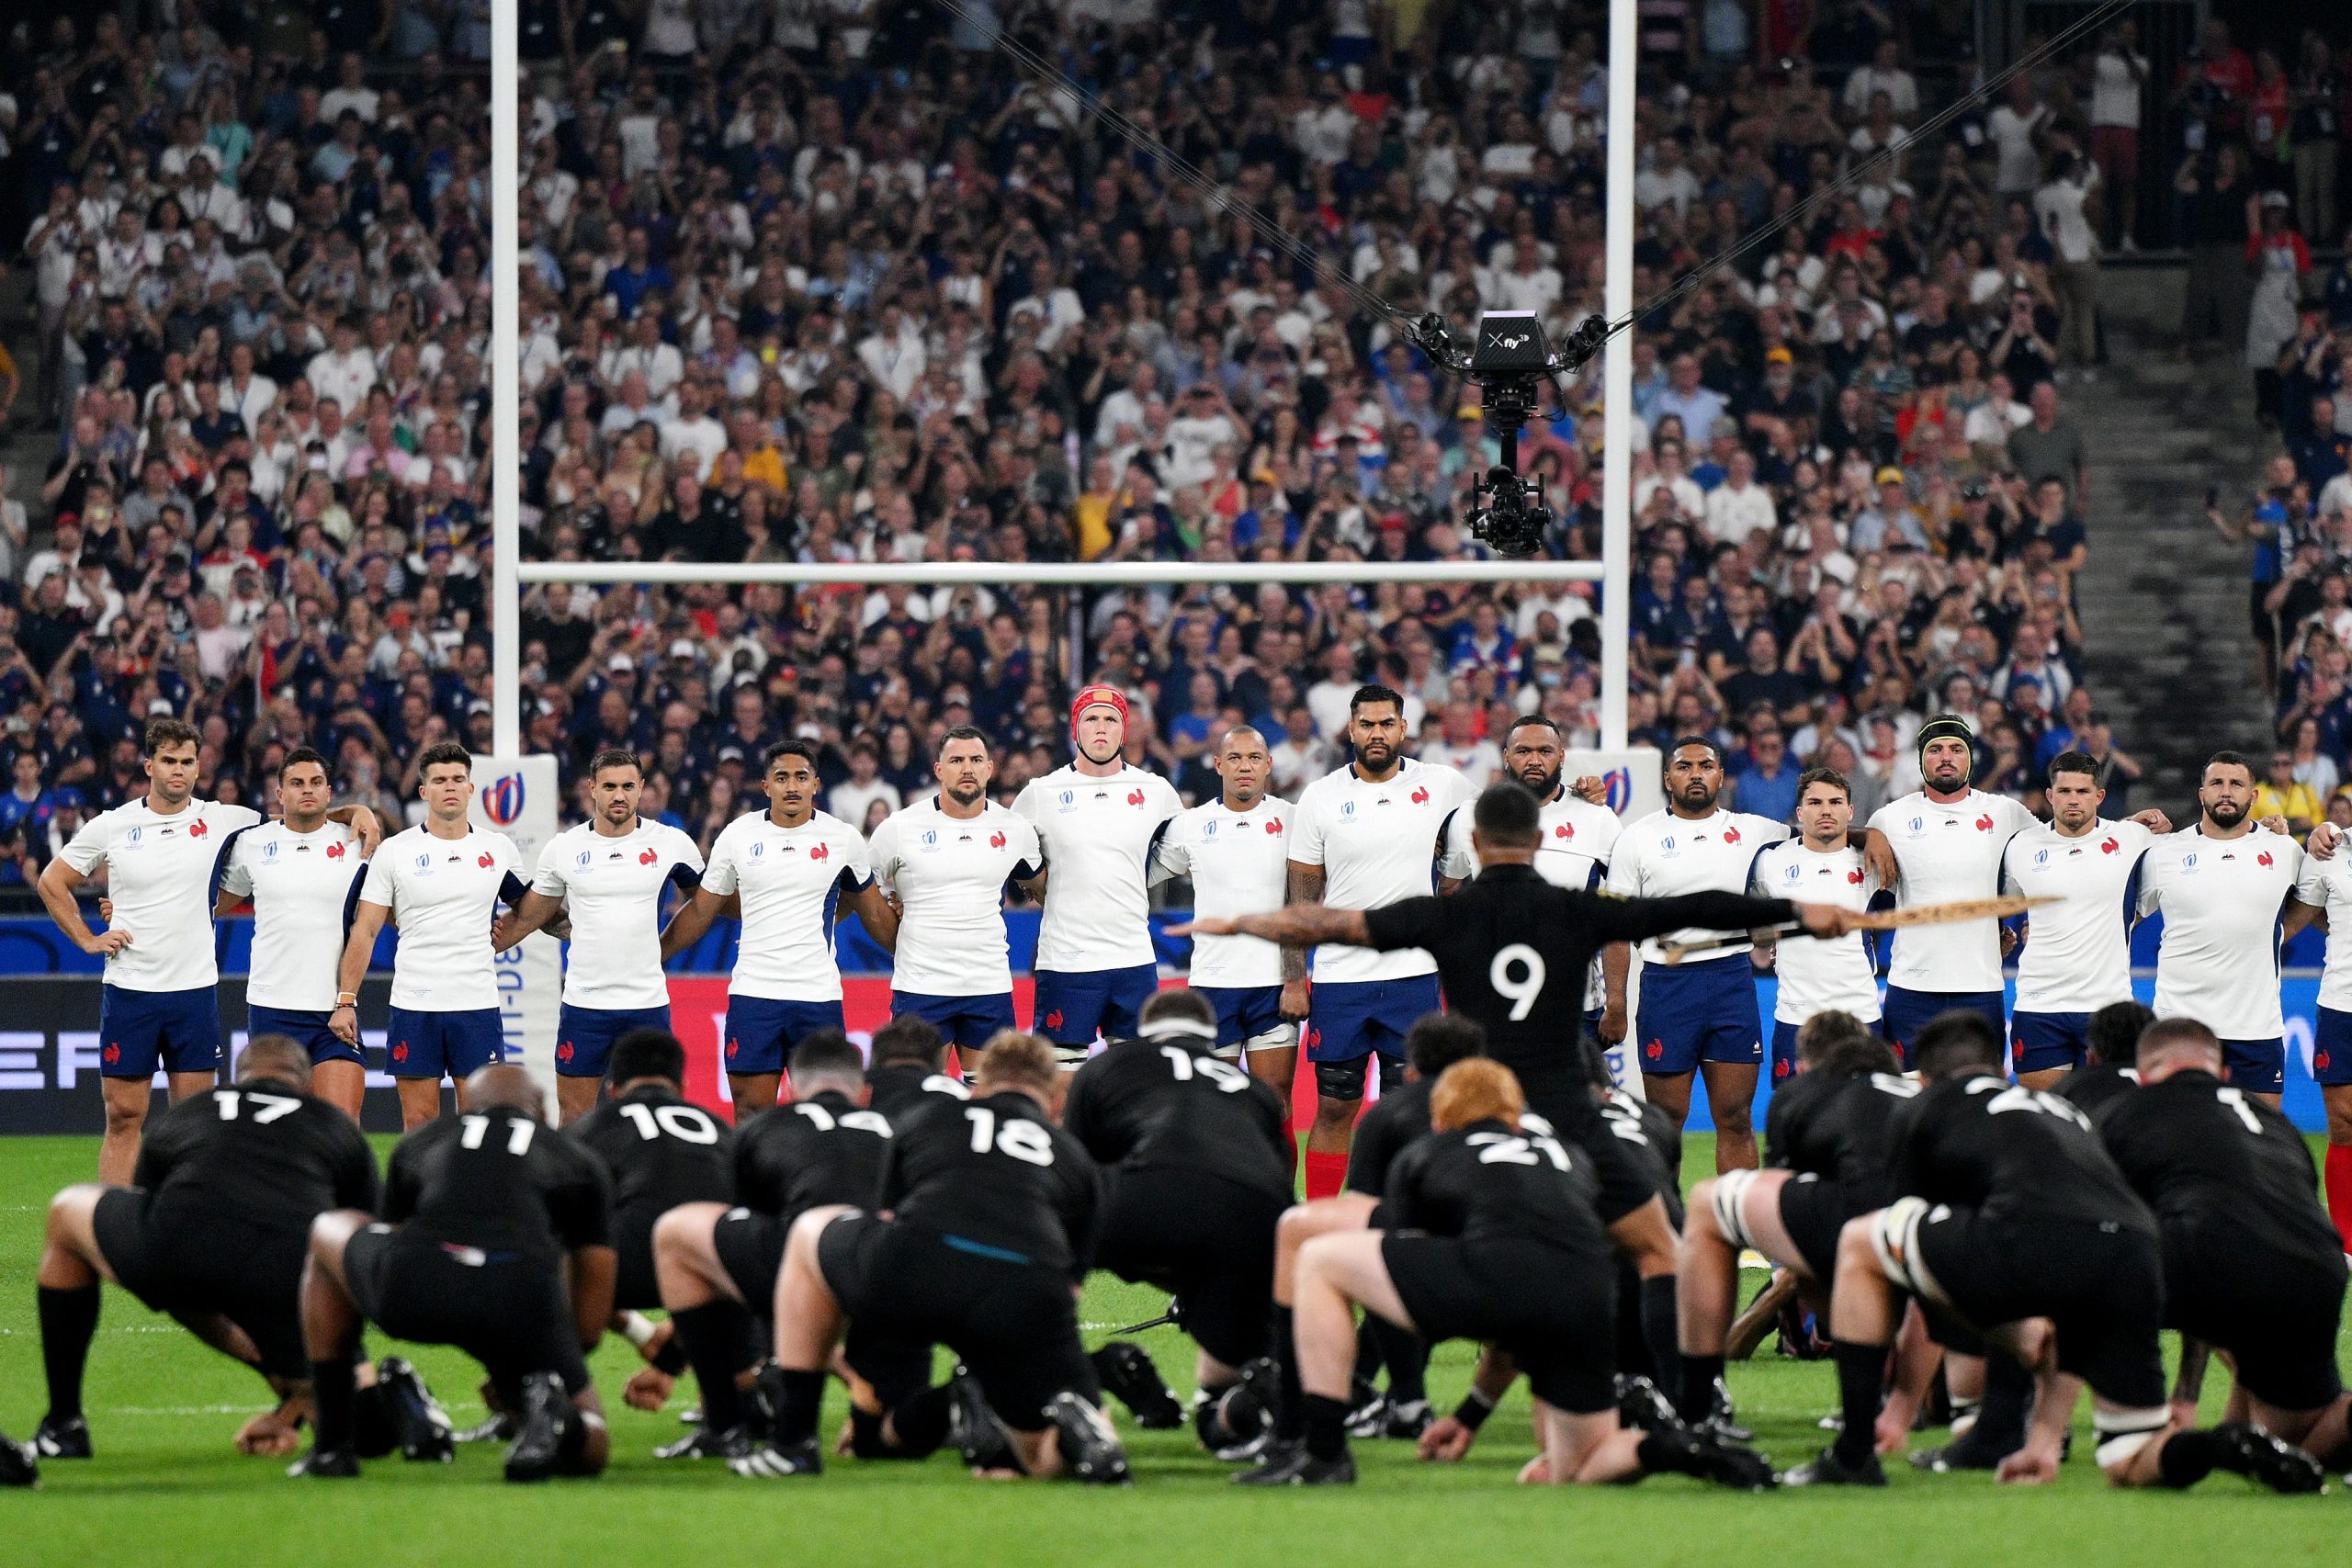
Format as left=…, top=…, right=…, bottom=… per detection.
left=1974, top=813, right=1995, bottom=832
left=1848, top=868, right=1866, bottom=885
left=326, top=841, right=346, bottom=859
left=2259, top=851, right=2275, bottom=868
left=1723, top=827, right=1742, bottom=845
left=1555, top=823, right=1574, bottom=840
left=725, top=1037, right=740, bottom=1061
left=557, top=1042, right=574, bottom=1063
left=1410, top=786, right=1430, bottom=806
left=1126, top=789, right=1146, bottom=807
left=477, top=852, right=494, bottom=868
left=989, top=831, right=1007, bottom=849
left=188, top=819, right=209, bottom=839
left=390, top=1043, right=408, bottom=1063
left=102, top=1043, right=119, bottom=1065
left=2100, top=836, right=2120, bottom=855
left=1301, top=1023, right=1320, bottom=1052
left=809, top=842, right=831, bottom=862
left=1645, top=1039, right=1664, bottom=1062
left=2318, top=1049, right=2334, bottom=1073
left=1045, top=1010, right=1065, bottom=1031
left=1266, top=818, right=1283, bottom=834
left=639, top=848, right=659, bottom=865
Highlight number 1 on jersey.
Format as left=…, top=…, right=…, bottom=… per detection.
left=459, top=1112, right=536, bottom=1155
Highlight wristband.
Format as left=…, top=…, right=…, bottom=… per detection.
left=334, top=995, right=358, bottom=1008
left=1453, top=1386, right=1495, bottom=1432
left=621, top=1310, right=658, bottom=1349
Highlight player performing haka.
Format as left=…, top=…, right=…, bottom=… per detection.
left=297, top=1065, right=617, bottom=1483
left=1747, top=769, right=1883, bottom=1086
left=1285, top=685, right=1476, bottom=1196
left=214, top=748, right=383, bottom=1121
left=334, top=743, right=531, bottom=1130
left=1150, top=725, right=1299, bottom=1095
left=2134, top=750, right=2313, bottom=1108
left=865, top=728, right=1044, bottom=1074
left=2095, top=1019, right=2350, bottom=1472
left=661, top=740, right=897, bottom=1116
left=500, top=750, right=706, bottom=1124
left=1604, top=737, right=1792, bottom=1170
left=40, top=717, right=264, bottom=1181
left=1016, top=686, right=1182, bottom=1062
left=1999, top=752, right=2160, bottom=1089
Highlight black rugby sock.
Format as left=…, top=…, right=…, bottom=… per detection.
left=1370, top=1318, right=1427, bottom=1404
left=1638, top=1274, right=1685, bottom=1407
left=1303, top=1394, right=1349, bottom=1463
left=1351, top=1318, right=1383, bottom=1383
left=1271, top=1305, right=1304, bottom=1441
left=1831, top=1341, right=1886, bottom=1466
left=1951, top=1354, right=2030, bottom=1457
left=1679, top=1352, right=1727, bottom=1424
left=38, top=1283, right=100, bottom=1423
left=311, top=1357, right=357, bottom=1452
left=1636, top=1430, right=1702, bottom=1476
left=774, top=1368, right=825, bottom=1448
left=2155, top=1428, right=2222, bottom=1488
left=885, top=1383, right=955, bottom=1458
left=672, top=1302, right=752, bottom=1432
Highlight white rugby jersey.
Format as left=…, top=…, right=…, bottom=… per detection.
left=61, top=796, right=261, bottom=992
left=1866, top=790, right=2035, bottom=992
left=1013, top=763, right=1182, bottom=972
left=1748, top=840, right=1881, bottom=1023
left=2293, top=852, right=2352, bottom=1011
left=533, top=817, right=706, bottom=1010
left=701, top=809, right=871, bottom=1003
left=2001, top=818, right=2154, bottom=1014
left=1289, top=758, right=1477, bottom=984
left=1152, top=795, right=1294, bottom=988
left=1605, top=807, right=1789, bottom=962
left=359, top=826, right=522, bottom=1011
left=217, top=819, right=367, bottom=1010
left=867, top=799, right=1043, bottom=997
left=2136, top=827, right=2302, bottom=1040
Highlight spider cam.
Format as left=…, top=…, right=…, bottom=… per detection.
left=1406, top=309, right=1610, bottom=558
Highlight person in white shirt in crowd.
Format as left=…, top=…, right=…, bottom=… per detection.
left=1604, top=737, right=1792, bottom=1171
left=1013, top=686, right=1182, bottom=1061
left=2090, top=21, right=2149, bottom=251
left=495, top=749, right=707, bottom=1124
left=1284, top=684, right=1477, bottom=1198
left=1747, top=768, right=1882, bottom=1086
left=826, top=740, right=901, bottom=829
left=1841, top=38, right=1919, bottom=124
left=331, top=743, right=527, bottom=1130
left=865, top=728, right=1045, bottom=1072
left=2035, top=150, right=2104, bottom=380
left=212, top=748, right=383, bottom=1121
left=1702, top=447, right=1777, bottom=546
left=39, top=717, right=265, bottom=1181
left=2137, top=750, right=2316, bottom=1109
left=2000, top=750, right=2160, bottom=1089
left=1270, top=705, right=1334, bottom=796
left=660, top=740, right=899, bottom=1117
left=1419, top=702, right=1503, bottom=789
left=1151, top=725, right=1300, bottom=1095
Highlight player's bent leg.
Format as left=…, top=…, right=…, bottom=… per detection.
left=1698, top=1061, right=1759, bottom=1172
left=290, top=1212, right=375, bottom=1478
left=1272, top=1193, right=1382, bottom=1304
left=734, top=1207, right=858, bottom=1480
left=96, top=1077, right=153, bottom=1186
left=33, top=1185, right=120, bottom=1456
left=1678, top=1172, right=1781, bottom=1419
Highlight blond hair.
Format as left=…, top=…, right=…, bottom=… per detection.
left=973, top=1031, right=1060, bottom=1098
left=1430, top=1058, right=1526, bottom=1134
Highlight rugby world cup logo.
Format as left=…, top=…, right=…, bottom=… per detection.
left=1600, top=767, right=1634, bottom=813
left=480, top=772, right=526, bottom=827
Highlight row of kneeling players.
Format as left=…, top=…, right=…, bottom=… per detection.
left=3, top=991, right=2346, bottom=1493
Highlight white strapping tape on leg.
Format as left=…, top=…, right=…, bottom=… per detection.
left=2093, top=1407, right=2169, bottom=1468
left=1710, top=1168, right=1761, bottom=1254
left=1869, top=1196, right=1942, bottom=1297
left=1244, top=1023, right=1299, bottom=1054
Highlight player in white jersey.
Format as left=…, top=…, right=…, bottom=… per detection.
left=865, top=726, right=1043, bottom=1069
left=40, top=717, right=264, bottom=1182
left=2135, top=750, right=2316, bottom=1107
left=214, top=748, right=382, bottom=1120
left=1604, top=737, right=1790, bottom=1171
left=1014, top=684, right=1182, bottom=1060
left=1150, top=724, right=1297, bottom=1090
left=332, top=742, right=528, bottom=1129
left=495, top=748, right=707, bottom=1123
left=2000, top=750, right=2160, bottom=1089
left=1747, top=767, right=1882, bottom=1085
left=1286, top=684, right=1476, bottom=1198
left=660, top=739, right=898, bottom=1117
left=2290, top=810, right=2352, bottom=1252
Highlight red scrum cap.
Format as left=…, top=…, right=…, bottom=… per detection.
left=1070, top=684, right=1131, bottom=739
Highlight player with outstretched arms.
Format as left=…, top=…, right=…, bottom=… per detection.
left=499, top=749, right=707, bottom=1124
left=1284, top=684, right=1476, bottom=1197
left=1015, top=686, right=1182, bottom=1063
left=332, top=742, right=531, bottom=1130
left=39, top=717, right=265, bottom=1182
left=2134, top=750, right=2314, bottom=1109
left=1151, top=724, right=1299, bottom=1095
left=865, top=728, right=1044, bottom=1072
left=212, top=748, right=385, bottom=1122
left=1603, top=737, right=1790, bottom=1171
left=659, top=740, right=897, bottom=1117
left=1999, top=750, right=2159, bottom=1089
left=1747, top=768, right=1882, bottom=1085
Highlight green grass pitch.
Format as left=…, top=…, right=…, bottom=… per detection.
left=1, top=1132, right=2346, bottom=1567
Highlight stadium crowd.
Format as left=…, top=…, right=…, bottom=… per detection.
left=18, top=2, right=2352, bottom=896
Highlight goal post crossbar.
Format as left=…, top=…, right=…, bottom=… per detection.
left=513, top=560, right=1606, bottom=588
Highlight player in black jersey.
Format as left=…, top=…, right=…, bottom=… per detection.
left=1677, top=1013, right=1913, bottom=1430
left=732, top=1032, right=1125, bottom=1483
left=1061, top=990, right=1293, bottom=1447
left=865, top=1015, right=966, bottom=1119
left=296, top=1065, right=616, bottom=1483
left=1184, top=782, right=1854, bottom=1422
left=650, top=1032, right=910, bottom=1461
left=1243, top=1060, right=1772, bottom=1490
left=32, top=1035, right=388, bottom=1462
left=2096, top=1018, right=2349, bottom=1470
left=1783, top=1011, right=2322, bottom=1492
left=2052, top=1000, right=2154, bottom=1116
left=564, top=1030, right=734, bottom=1412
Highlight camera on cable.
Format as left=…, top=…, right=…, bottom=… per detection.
left=1406, top=309, right=1610, bottom=558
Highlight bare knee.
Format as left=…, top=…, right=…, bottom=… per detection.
left=1835, top=1215, right=1879, bottom=1271
left=1310, top=1098, right=1358, bottom=1134
left=103, top=1094, right=148, bottom=1136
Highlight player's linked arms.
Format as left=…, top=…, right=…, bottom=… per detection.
left=1170, top=903, right=1372, bottom=949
